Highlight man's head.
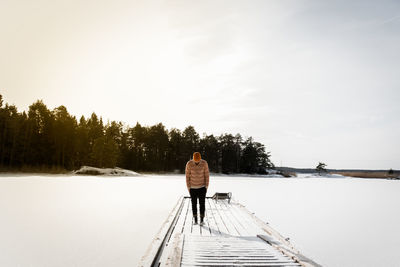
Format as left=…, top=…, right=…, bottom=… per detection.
left=193, top=152, right=201, bottom=162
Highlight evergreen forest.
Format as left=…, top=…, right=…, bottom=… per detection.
left=0, top=95, right=274, bottom=174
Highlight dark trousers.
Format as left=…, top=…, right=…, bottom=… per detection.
left=189, top=187, right=206, bottom=217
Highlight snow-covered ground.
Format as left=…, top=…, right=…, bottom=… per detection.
left=0, top=174, right=399, bottom=267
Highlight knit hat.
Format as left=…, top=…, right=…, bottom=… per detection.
left=193, top=152, right=201, bottom=162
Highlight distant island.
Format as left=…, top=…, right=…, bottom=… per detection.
left=277, top=167, right=399, bottom=179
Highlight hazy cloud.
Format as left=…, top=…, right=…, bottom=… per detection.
left=1, top=0, right=399, bottom=168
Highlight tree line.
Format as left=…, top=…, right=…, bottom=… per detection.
left=0, top=95, right=274, bottom=174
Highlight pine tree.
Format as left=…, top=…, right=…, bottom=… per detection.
left=316, top=162, right=327, bottom=174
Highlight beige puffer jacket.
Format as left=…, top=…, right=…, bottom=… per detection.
left=185, top=159, right=210, bottom=190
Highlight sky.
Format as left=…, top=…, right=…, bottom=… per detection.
left=1, top=0, right=399, bottom=169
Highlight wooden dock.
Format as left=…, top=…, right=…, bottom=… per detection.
left=139, top=196, right=320, bottom=267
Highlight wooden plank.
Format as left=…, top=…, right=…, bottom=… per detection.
left=213, top=200, right=240, bottom=236
left=183, top=245, right=284, bottom=257
left=182, top=262, right=300, bottom=266
left=217, top=201, right=247, bottom=236
left=181, top=236, right=300, bottom=267
left=183, top=199, right=193, bottom=235
left=208, top=198, right=230, bottom=235
left=205, top=198, right=221, bottom=236
left=187, top=256, right=277, bottom=259
left=207, top=198, right=224, bottom=235
left=230, top=202, right=264, bottom=235
left=200, top=218, right=212, bottom=236
left=190, top=198, right=201, bottom=236
left=173, top=198, right=189, bottom=234
left=185, top=260, right=297, bottom=265
left=160, top=231, right=184, bottom=267
left=220, top=201, right=251, bottom=236
left=183, top=252, right=275, bottom=256
left=158, top=198, right=188, bottom=267
left=192, top=222, right=201, bottom=236
left=199, top=200, right=212, bottom=236
left=184, top=260, right=298, bottom=264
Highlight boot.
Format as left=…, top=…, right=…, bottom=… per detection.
left=200, top=214, right=205, bottom=226
left=193, top=214, right=198, bottom=225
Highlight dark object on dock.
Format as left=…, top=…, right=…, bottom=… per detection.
left=212, top=192, right=232, bottom=203
left=139, top=196, right=320, bottom=267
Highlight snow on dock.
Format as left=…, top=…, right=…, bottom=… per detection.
left=139, top=196, right=320, bottom=267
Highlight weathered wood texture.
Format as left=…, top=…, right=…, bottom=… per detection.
left=181, top=236, right=300, bottom=266
left=140, top=197, right=319, bottom=267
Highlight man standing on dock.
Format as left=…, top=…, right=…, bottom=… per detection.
left=185, top=152, right=210, bottom=225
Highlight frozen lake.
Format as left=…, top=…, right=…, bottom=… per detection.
left=0, top=174, right=399, bottom=267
